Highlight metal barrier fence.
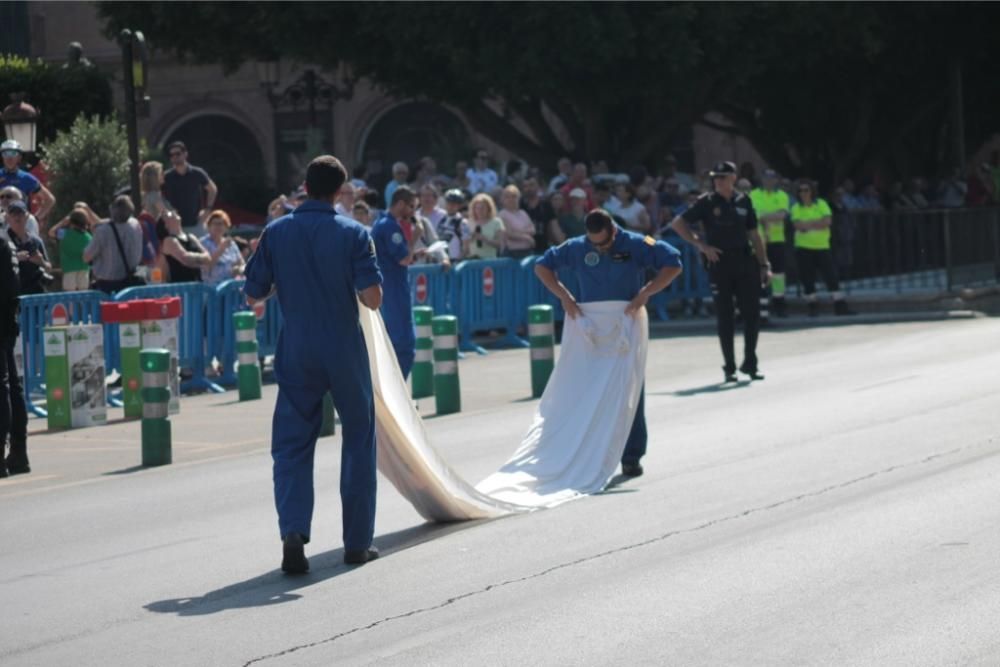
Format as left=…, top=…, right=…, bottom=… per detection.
left=451, top=258, right=528, bottom=354
left=114, top=283, right=224, bottom=394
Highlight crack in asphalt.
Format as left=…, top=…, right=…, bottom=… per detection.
left=243, top=440, right=991, bottom=666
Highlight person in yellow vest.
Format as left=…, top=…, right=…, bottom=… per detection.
left=749, top=168, right=790, bottom=319
left=791, top=180, right=854, bottom=317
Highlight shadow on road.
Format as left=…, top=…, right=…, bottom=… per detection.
left=653, top=381, right=752, bottom=397
left=144, top=520, right=487, bottom=617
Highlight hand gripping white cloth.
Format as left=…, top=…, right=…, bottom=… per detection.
left=359, top=300, right=648, bottom=521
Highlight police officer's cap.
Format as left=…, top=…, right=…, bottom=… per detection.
left=444, top=189, right=466, bottom=204
left=709, top=161, right=737, bottom=177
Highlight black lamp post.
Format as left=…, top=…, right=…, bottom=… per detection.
left=2, top=94, right=39, bottom=154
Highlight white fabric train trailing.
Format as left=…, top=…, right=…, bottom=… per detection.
left=358, top=300, right=647, bottom=521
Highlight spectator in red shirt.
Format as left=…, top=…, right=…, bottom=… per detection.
left=558, top=162, right=594, bottom=210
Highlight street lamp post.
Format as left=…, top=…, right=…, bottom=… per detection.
left=2, top=94, right=40, bottom=154
left=119, top=29, right=149, bottom=201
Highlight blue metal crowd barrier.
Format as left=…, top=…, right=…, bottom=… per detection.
left=213, top=278, right=284, bottom=385
left=17, top=291, right=106, bottom=417
left=114, top=283, right=224, bottom=394
left=649, top=240, right=711, bottom=319
left=409, top=263, right=452, bottom=316
left=451, top=258, right=529, bottom=354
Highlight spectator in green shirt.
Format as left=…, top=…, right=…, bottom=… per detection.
left=59, top=210, right=93, bottom=290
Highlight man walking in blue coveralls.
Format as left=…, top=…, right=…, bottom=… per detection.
left=244, top=155, right=384, bottom=573
left=371, top=186, right=422, bottom=379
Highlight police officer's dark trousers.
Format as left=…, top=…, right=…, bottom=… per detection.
left=708, top=250, right=760, bottom=373
left=621, top=384, right=646, bottom=465
left=0, top=340, right=28, bottom=461
left=272, top=361, right=377, bottom=552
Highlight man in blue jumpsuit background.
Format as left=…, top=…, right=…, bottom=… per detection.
left=534, top=209, right=683, bottom=477
left=244, top=155, right=384, bottom=573
left=371, top=186, right=421, bottom=379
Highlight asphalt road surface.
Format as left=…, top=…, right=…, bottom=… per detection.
left=3, top=315, right=998, bottom=666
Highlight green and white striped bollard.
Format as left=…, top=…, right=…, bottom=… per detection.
left=234, top=311, right=262, bottom=401
left=528, top=304, right=555, bottom=398
left=432, top=315, right=461, bottom=415
left=412, top=306, right=434, bottom=398
left=141, top=348, right=172, bottom=466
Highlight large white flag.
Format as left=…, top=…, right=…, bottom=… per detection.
left=359, top=300, right=648, bottom=521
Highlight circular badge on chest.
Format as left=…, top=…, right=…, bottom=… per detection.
left=584, top=251, right=600, bottom=267
left=391, top=232, right=403, bottom=244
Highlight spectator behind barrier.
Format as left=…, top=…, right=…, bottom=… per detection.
left=519, top=176, right=554, bottom=254
left=0, top=186, right=42, bottom=239
left=57, top=209, right=93, bottom=291
left=553, top=188, right=588, bottom=245
left=83, top=195, right=144, bottom=294
left=200, top=209, right=245, bottom=286
left=158, top=209, right=210, bottom=283
left=352, top=201, right=373, bottom=227
left=558, top=163, right=594, bottom=210
left=436, top=189, right=471, bottom=261
left=467, top=193, right=504, bottom=260
left=411, top=214, right=450, bottom=268
left=163, top=140, right=218, bottom=235
left=335, top=181, right=357, bottom=217
left=466, top=150, right=499, bottom=195
left=418, top=184, right=446, bottom=227
left=498, top=185, right=535, bottom=259
left=5, top=200, right=51, bottom=295
left=384, top=161, right=410, bottom=208
left=609, top=182, right=652, bottom=234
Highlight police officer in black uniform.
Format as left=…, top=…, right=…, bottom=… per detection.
left=0, top=230, right=28, bottom=477
left=669, top=161, right=770, bottom=382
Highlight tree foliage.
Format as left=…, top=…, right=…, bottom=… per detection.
left=44, top=115, right=130, bottom=220
left=96, top=2, right=1000, bottom=185
left=0, top=55, right=113, bottom=148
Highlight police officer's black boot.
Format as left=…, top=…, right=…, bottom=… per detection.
left=5, top=439, right=29, bottom=475
left=723, top=366, right=738, bottom=383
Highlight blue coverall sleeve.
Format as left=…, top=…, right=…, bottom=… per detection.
left=536, top=241, right=571, bottom=271
left=353, top=227, right=383, bottom=291
left=243, top=228, right=273, bottom=299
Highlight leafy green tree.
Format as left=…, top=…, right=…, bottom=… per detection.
left=44, top=115, right=130, bottom=220
left=96, top=2, right=1000, bottom=185
left=0, top=55, right=113, bottom=147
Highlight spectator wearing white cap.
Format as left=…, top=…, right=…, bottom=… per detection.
left=0, top=140, right=55, bottom=224
left=552, top=188, right=588, bottom=244
left=558, top=163, right=594, bottom=210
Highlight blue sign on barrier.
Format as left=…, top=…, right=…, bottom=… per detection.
left=17, top=291, right=106, bottom=417
left=451, top=258, right=528, bottom=354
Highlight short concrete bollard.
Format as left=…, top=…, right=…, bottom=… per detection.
left=412, top=306, right=435, bottom=399
left=527, top=304, right=555, bottom=398
left=432, top=315, right=461, bottom=415
left=141, top=348, right=172, bottom=466
left=320, top=392, right=336, bottom=437
left=234, top=311, right=262, bottom=401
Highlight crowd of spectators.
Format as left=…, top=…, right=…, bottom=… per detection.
left=5, top=136, right=1000, bottom=294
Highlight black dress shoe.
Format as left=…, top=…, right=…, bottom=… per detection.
left=739, top=365, right=765, bottom=381
left=723, top=368, right=739, bottom=383
left=344, top=546, right=380, bottom=565
left=621, top=462, right=644, bottom=477
left=281, top=532, right=309, bottom=575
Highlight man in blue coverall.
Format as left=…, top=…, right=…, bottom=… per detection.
left=534, top=209, right=683, bottom=477
left=371, top=185, right=423, bottom=379
left=244, top=155, right=384, bottom=573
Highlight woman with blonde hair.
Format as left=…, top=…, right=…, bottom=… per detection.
left=467, top=193, right=505, bottom=259
left=498, top=185, right=535, bottom=259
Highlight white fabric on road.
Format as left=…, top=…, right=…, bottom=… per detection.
left=360, top=300, right=647, bottom=520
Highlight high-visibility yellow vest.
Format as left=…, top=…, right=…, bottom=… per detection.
left=791, top=199, right=833, bottom=250
left=749, top=188, right=790, bottom=243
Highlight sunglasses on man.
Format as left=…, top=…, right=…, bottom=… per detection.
left=1, top=150, right=20, bottom=158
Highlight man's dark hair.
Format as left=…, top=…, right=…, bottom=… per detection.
left=305, top=155, right=348, bottom=199
left=166, top=141, right=187, bottom=153
left=390, top=185, right=416, bottom=206
left=584, top=209, right=613, bottom=234
left=363, top=188, right=380, bottom=208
